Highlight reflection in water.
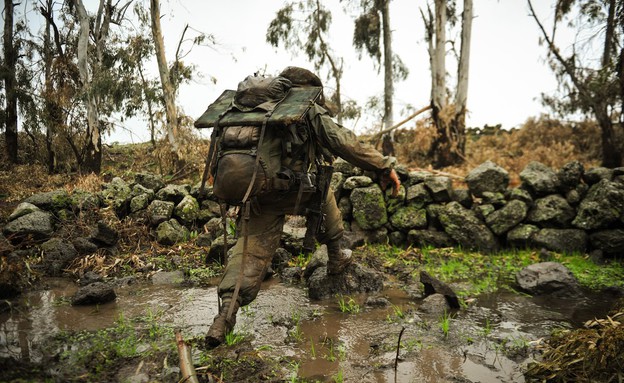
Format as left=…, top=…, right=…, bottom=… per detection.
left=0, top=277, right=614, bottom=382
left=0, top=278, right=218, bottom=361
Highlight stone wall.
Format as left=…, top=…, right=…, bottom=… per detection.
left=333, top=159, right=623, bottom=257
left=2, top=159, right=623, bottom=289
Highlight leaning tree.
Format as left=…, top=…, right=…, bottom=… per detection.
left=528, top=0, right=624, bottom=167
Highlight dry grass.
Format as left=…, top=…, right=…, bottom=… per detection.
left=526, top=308, right=624, bottom=382
left=392, top=116, right=604, bottom=187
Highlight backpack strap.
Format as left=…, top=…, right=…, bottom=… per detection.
left=226, top=200, right=251, bottom=321
left=240, top=114, right=269, bottom=205
left=199, top=107, right=233, bottom=196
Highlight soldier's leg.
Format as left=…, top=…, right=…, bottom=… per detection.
left=205, top=210, right=284, bottom=347
left=317, top=189, right=351, bottom=274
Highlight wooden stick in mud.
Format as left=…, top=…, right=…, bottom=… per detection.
left=395, top=326, right=406, bottom=371
left=175, top=330, right=200, bottom=383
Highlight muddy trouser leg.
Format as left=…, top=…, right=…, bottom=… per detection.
left=316, top=189, right=350, bottom=274
left=205, top=209, right=285, bottom=343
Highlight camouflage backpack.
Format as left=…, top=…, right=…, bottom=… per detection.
left=194, top=74, right=323, bottom=206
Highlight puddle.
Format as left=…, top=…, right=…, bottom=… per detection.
left=0, top=276, right=615, bottom=382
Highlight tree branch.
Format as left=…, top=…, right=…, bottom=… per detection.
left=370, top=104, right=432, bottom=141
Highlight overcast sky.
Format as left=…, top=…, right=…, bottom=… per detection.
left=146, top=0, right=570, bottom=144
left=14, top=0, right=575, bottom=143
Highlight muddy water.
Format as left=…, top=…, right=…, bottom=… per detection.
left=0, top=276, right=613, bottom=382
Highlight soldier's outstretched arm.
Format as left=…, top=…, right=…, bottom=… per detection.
left=307, top=104, right=396, bottom=172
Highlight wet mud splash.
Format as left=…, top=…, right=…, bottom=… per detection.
left=0, top=276, right=614, bottom=382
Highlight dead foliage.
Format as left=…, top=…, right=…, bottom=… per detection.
left=392, top=116, right=603, bottom=187
left=525, top=307, right=624, bottom=382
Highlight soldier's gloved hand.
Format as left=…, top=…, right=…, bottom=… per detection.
left=380, top=169, right=401, bottom=197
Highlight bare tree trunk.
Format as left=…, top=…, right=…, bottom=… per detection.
left=43, top=1, right=55, bottom=173
left=432, top=0, right=446, bottom=112
left=602, top=0, right=616, bottom=67
left=138, top=63, right=157, bottom=147
left=74, top=0, right=103, bottom=173
left=150, top=0, right=181, bottom=170
left=381, top=0, right=395, bottom=156
left=453, top=0, right=473, bottom=158
left=3, top=0, right=18, bottom=164
left=428, top=0, right=451, bottom=166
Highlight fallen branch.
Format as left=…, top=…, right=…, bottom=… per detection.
left=175, top=330, right=199, bottom=383
left=370, top=105, right=432, bottom=142
left=411, top=167, right=466, bottom=181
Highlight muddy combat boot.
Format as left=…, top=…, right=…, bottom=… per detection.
left=205, top=299, right=240, bottom=348
left=326, top=240, right=353, bottom=275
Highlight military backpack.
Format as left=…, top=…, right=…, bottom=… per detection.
left=194, top=74, right=323, bottom=206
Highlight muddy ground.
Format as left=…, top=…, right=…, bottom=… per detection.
left=0, top=245, right=617, bottom=383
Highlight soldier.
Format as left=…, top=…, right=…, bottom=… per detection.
left=204, top=67, right=400, bottom=347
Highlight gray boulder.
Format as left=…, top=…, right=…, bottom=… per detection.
left=343, top=175, right=374, bottom=190
left=583, top=167, right=613, bottom=185
left=99, top=177, right=132, bottom=217
left=71, top=189, right=101, bottom=211
left=23, top=189, right=72, bottom=212
left=147, top=200, right=175, bottom=226
left=420, top=271, right=460, bottom=308
left=452, top=188, right=473, bottom=209
left=572, top=179, right=624, bottom=230
left=515, top=262, right=580, bottom=296
left=407, top=170, right=433, bottom=185
left=589, top=229, right=624, bottom=256
left=424, top=176, right=453, bottom=203
left=155, top=219, right=190, bottom=245
left=481, top=191, right=507, bottom=208
left=532, top=228, right=587, bottom=254
left=130, top=194, right=150, bottom=213
left=465, top=160, right=509, bottom=197
left=407, top=229, right=455, bottom=248
left=72, top=237, right=99, bottom=255
left=174, top=195, right=200, bottom=225
left=507, top=224, right=539, bottom=249
left=565, top=184, right=588, bottom=206
left=384, top=185, right=406, bottom=215
left=307, top=263, right=384, bottom=300
left=406, top=183, right=432, bottom=208
left=332, top=158, right=358, bottom=175
left=438, top=201, right=499, bottom=253
left=155, top=184, right=190, bottom=204
left=71, top=282, right=116, bottom=305
left=330, top=172, right=346, bottom=202
left=41, top=238, right=79, bottom=276
left=557, top=161, right=584, bottom=191
left=89, top=221, right=119, bottom=247
left=520, top=161, right=559, bottom=196
left=527, top=194, right=575, bottom=228
left=509, top=188, right=533, bottom=204
left=131, top=184, right=155, bottom=199
left=485, top=199, right=528, bottom=236
left=3, top=210, right=55, bottom=242
left=8, top=202, right=41, bottom=221
left=418, top=294, right=451, bottom=316
left=134, top=173, right=165, bottom=192
left=350, top=184, right=387, bottom=230
left=206, top=235, right=237, bottom=264
left=389, top=206, right=427, bottom=231
left=338, top=196, right=352, bottom=219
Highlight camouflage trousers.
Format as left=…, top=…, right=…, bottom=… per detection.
left=217, top=188, right=343, bottom=306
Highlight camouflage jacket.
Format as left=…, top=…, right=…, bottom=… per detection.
left=306, top=104, right=396, bottom=172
